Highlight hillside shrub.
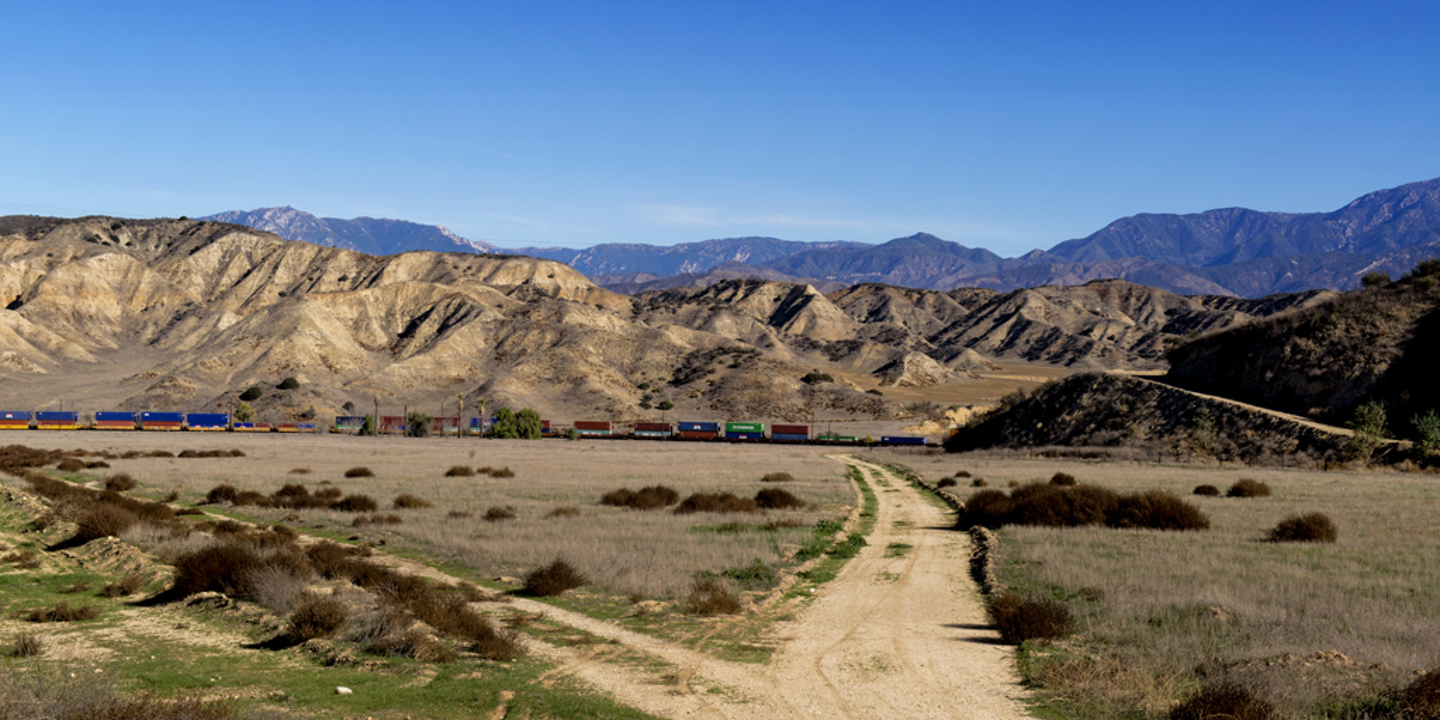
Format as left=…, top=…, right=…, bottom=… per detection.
left=524, top=558, right=586, bottom=597
left=76, top=504, right=139, bottom=541
left=276, top=377, right=300, bottom=390
left=239, top=386, right=262, bottom=401
left=343, top=466, right=374, bottom=478
left=26, top=602, right=100, bottom=623
left=1227, top=479, right=1272, bottom=498
left=1169, top=682, right=1277, bottom=720
left=332, top=494, right=378, bottom=513
left=205, top=484, right=239, bottom=504
left=987, top=593, right=1072, bottom=644
left=1050, top=472, right=1077, bottom=486
left=800, top=371, right=834, bottom=384
left=444, top=465, right=474, bottom=477
left=674, top=492, right=759, bottom=514
left=1403, top=667, right=1440, bottom=720
left=1346, top=400, right=1389, bottom=460
left=171, top=543, right=263, bottom=596
left=720, top=558, right=778, bottom=590
left=286, top=595, right=348, bottom=641
left=687, top=577, right=741, bottom=615
left=1268, top=512, right=1338, bottom=543
left=393, top=493, right=432, bottom=509
left=406, top=411, right=431, bottom=438
left=1414, top=409, right=1440, bottom=457
left=761, top=472, right=794, bottom=483
left=7, top=633, right=42, bottom=657
left=482, top=506, right=517, bottom=522
left=1193, top=484, right=1221, bottom=496
left=56, top=458, right=85, bottom=472
left=104, top=473, right=137, bottom=492
left=754, top=488, right=804, bottom=510
left=100, top=574, right=146, bottom=598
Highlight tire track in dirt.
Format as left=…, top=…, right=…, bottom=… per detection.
left=363, top=455, right=1033, bottom=719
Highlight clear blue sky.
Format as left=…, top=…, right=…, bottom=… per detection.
left=4, top=1, right=1437, bottom=255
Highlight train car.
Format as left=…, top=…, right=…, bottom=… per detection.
left=186, top=413, right=230, bottom=431
left=35, top=411, right=80, bottom=430
left=634, top=421, right=673, bottom=439
left=233, top=422, right=272, bottom=432
left=333, top=415, right=366, bottom=433
left=880, top=435, right=927, bottom=446
left=378, top=415, right=406, bottom=435
left=430, top=416, right=460, bottom=436
left=677, top=421, right=721, bottom=441
left=541, top=419, right=553, bottom=435
left=574, top=420, right=613, bottom=437
left=467, top=417, right=485, bottom=436
left=294, top=423, right=317, bottom=432
left=140, top=411, right=184, bottom=431
left=0, top=411, right=30, bottom=430
left=815, top=433, right=860, bottom=445
left=95, top=411, right=138, bottom=431
left=725, top=421, right=765, bottom=441
left=770, top=423, right=811, bottom=443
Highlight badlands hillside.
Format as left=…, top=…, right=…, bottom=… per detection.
left=0, top=216, right=1334, bottom=424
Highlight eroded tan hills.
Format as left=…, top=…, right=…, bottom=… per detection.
left=0, top=216, right=1331, bottom=423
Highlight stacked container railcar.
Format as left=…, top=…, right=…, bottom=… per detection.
left=633, top=422, right=673, bottom=439
left=186, top=413, right=230, bottom=431
left=574, top=420, right=613, bottom=437
left=815, top=433, right=860, bottom=445
left=0, top=411, right=30, bottom=430
left=467, top=417, right=485, bottom=436
left=724, top=422, right=765, bottom=441
left=880, top=435, right=927, bottom=446
left=95, top=412, right=137, bottom=430
left=677, top=421, right=721, bottom=441
left=233, top=422, right=271, bottom=433
left=378, top=416, right=406, bottom=435
left=35, top=411, right=80, bottom=430
left=141, top=412, right=184, bottom=431
left=770, top=424, right=811, bottom=443
left=430, top=417, right=460, bottom=436
left=333, top=416, right=366, bottom=433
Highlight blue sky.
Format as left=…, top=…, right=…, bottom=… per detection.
left=3, top=1, right=1437, bottom=255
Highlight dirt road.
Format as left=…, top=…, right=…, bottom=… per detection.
left=473, top=455, right=1033, bottom=719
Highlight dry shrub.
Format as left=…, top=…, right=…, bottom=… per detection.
left=3, top=549, right=42, bottom=569
left=761, top=471, right=795, bottom=483
left=600, top=485, right=680, bottom=510
left=1193, top=484, right=1220, bottom=496
left=673, top=492, right=759, bottom=515
left=545, top=506, right=581, bottom=518
left=289, top=467, right=311, bottom=475
left=103, top=473, right=137, bottom=492
left=149, top=450, right=175, bottom=458
left=205, top=483, right=238, bottom=504
left=353, top=514, right=403, bottom=527
left=987, top=593, right=1073, bottom=644
left=488, top=466, right=515, bottom=478
left=444, top=465, right=475, bottom=477
left=287, top=595, right=349, bottom=641
left=27, top=602, right=100, bottom=623
left=60, top=582, right=90, bottom=594
left=100, top=574, right=145, bottom=598
left=85, top=461, right=110, bottom=469
left=247, top=566, right=308, bottom=613
left=936, top=478, right=958, bottom=488
left=1404, top=668, right=1440, bottom=720
left=76, top=504, right=139, bottom=541
left=393, top=493, right=433, bottom=509
left=754, top=487, right=804, bottom=510
left=954, top=470, right=972, bottom=478
left=1051, top=472, right=1078, bottom=486
left=56, top=458, right=86, bottom=472
left=687, top=577, right=741, bottom=615
left=233, top=490, right=272, bottom=507
left=1109, top=491, right=1211, bottom=531
left=447, top=510, right=473, bottom=520
left=972, top=477, right=988, bottom=487
left=344, top=466, right=374, bottom=478
left=1267, top=512, right=1338, bottom=543
left=8, top=633, right=42, bottom=657
left=1227, top=478, right=1272, bottom=498
left=171, top=543, right=263, bottom=596
left=961, top=483, right=1209, bottom=532
left=483, top=506, right=517, bottom=522
left=1168, top=682, right=1277, bottom=720
left=524, top=558, right=586, bottom=596
left=368, top=628, right=456, bottom=663
left=333, top=494, right=379, bottom=513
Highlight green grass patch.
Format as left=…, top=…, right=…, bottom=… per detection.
left=884, top=542, right=913, bottom=558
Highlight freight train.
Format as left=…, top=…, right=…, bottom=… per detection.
left=0, top=410, right=929, bottom=446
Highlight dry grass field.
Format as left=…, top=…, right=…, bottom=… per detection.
left=890, top=449, right=1440, bottom=719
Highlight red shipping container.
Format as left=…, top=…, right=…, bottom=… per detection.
left=634, top=422, right=672, bottom=432
left=771, top=424, right=811, bottom=436
left=678, top=430, right=719, bottom=441
left=574, top=421, right=613, bottom=431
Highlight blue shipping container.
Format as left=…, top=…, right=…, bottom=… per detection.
left=186, top=413, right=230, bottom=425
left=725, top=432, right=764, bottom=441
left=296, top=423, right=316, bottom=430
left=0, top=411, right=30, bottom=420
left=679, top=421, right=719, bottom=432
left=142, top=412, right=184, bottom=422
left=771, top=433, right=809, bottom=442
left=35, top=411, right=79, bottom=421
left=881, top=436, right=927, bottom=446
left=96, top=412, right=137, bottom=422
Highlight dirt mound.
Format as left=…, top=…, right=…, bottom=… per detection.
left=875, top=352, right=964, bottom=387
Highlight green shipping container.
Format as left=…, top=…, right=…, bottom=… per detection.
left=725, top=422, right=765, bottom=433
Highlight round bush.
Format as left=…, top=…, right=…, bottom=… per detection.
left=1169, top=682, right=1277, bottom=720
left=1193, top=484, right=1221, bottom=497
left=524, top=558, right=586, bottom=597
left=287, top=595, right=348, bottom=641
left=687, top=577, right=741, bottom=615
left=239, top=386, right=263, bottom=401
left=754, top=488, right=804, bottom=510
left=1227, top=479, right=1272, bottom=498
left=1050, top=472, right=1077, bottom=486
left=332, top=494, right=379, bottom=513
left=1267, top=512, right=1338, bottom=543
left=987, top=593, right=1073, bottom=644
left=1403, top=667, right=1440, bottom=720
left=103, top=474, right=138, bottom=492
left=343, top=466, right=374, bottom=478
left=76, top=504, right=139, bottom=541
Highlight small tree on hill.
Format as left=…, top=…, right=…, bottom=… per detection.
left=1346, top=400, right=1388, bottom=461
left=235, top=403, right=256, bottom=423
left=360, top=414, right=376, bottom=437
left=1361, top=270, right=1391, bottom=288
left=1413, top=410, right=1440, bottom=458
left=239, top=386, right=263, bottom=401
left=407, top=411, right=432, bottom=437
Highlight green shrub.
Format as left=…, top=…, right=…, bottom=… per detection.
left=276, top=377, right=300, bottom=390
left=406, top=411, right=431, bottom=438
left=239, top=386, right=263, bottom=401
left=1268, top=512, right=1338, bottom=543
left=524, top=558, right=586, bottom=597
left=987, top=593, right=1072, bottom=644
left=721, top=558, right=778, bottom=590
left=1413, top=409, right=1440, bottom=457
left=800, top=371, right=834, bottom=384
left=1361, top=270, right=1391, bottom=287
